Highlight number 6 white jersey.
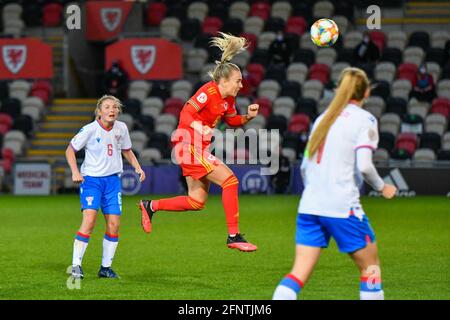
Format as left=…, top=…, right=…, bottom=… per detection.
left=70, top=120, right=132, bottom=177
left=298, top=104, right=379, bottom=218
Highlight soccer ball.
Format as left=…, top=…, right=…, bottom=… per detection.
left=310, top=19, right=339, bottom=47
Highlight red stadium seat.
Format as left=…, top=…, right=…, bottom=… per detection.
left=202, top=17, right=223, bottom=35
left=395, top=132, right=418, bottom=155
left=0, top=113, right=13, bottom=130
left=2, top=148, right=15, bottom=162
left=370, top=30, right=386, bottom=53
left=430, top=98, right=450, bottom=118
left=42, top=3, right=63, bottom=27
left=239, top=76, right=252, bottom=96
left=250, top=2, right=271, bottom=20
left=163, top=98, right=184, bottom=117
left=240, top=32, right=257, bottom=53
left=146, top=2, right=167, bottom=26
left=0, top=124, right=9, bottom=135
left=397, top=63, right=418, bottom=84
left=254, top=97, right=272, bottom=118
left=30, top=89, right=50, bottom=105
left=0, top=158, right=12, bottom=174
left=288, top=113, right=310, bottom=133
left=246, top=63, right=265, bottom=87
left=31, top=80, right=52, bottom=95
left=309, top=63, right=330, bottom=84
left=285, top=16, right=307, bottom=36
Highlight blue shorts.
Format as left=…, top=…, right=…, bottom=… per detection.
left=79, top=175, right=122, bottom=215
left=295, top=213, right=376, bottom=253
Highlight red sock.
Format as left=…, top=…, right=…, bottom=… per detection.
left=221, top=175, right=240, bottom=235
left=153, top=196, right=204, bottom=212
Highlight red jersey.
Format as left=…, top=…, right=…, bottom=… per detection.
left=174, top=81, right=241, bottom=147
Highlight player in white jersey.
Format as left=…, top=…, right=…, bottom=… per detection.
left=65, top=95, right=145, bottom=279
left=273, top=68, right=397, bottom=300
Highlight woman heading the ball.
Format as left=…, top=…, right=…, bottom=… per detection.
left=273, top=67, right=397, bottom=300
left=139, top=33, right=259, bottom=252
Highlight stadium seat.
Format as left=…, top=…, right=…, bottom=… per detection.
left=373, top=148, right=390, bottom=162
left=250, top=2, right=271, bottom=20
left=317, top=96, right=333, bottom=114
left=257, top=31, right=277, bottom=50
left=302, top=80, right=324, bottom=102
left=280, top=81, right=301, bottom=100
left=370, top=30, right=386, bottom=53
left=288, top=113, right=310, bottom=134
left=185, top=48, right=208, bottom=73
left=387, top=30, right=407, bottom=51
left=42, top=3, right=63, bottom=27
left=375, top=62, right=396, bottom=83
left=343, top=31, right=363, bottom=49
left=392, top=79, right=412, bottom=101
left=209, top=1, right=228, bottom=20
left=229, top=1, right=250, bottom=22
left=292, top=48, right=315, bottom=67
left=249, top=48, right=270, bottom=65
left=403, top=46, right=425, bottom=67
left=425, top=113, right=447, bottom=135
left=371, top=80, right=391, bottom=101
left=309, top=64, right=330, bottom=85
left=171, top=80, right=193, bottom=101
left=180, top=18, right=202, bottom=41
left=160, top=17, right=181, bottom=40
left=437, top=149, right=450, bottom=160
left=413, top=148, right=436, bottom=163
left=408, top=99, right=430, bottom=120
left=431, top=98, right=450, bottom=118
left=313, top=1, right=334, bottom=19
left=265, top=64, right=286, bottom=82
left=140, top=148, right=163, bottom=163
left=266, top=114, right=287, bottom=134
left=130, top=131, right=149, bottom=154
left=222, top=17, right=243, bottom=35
left=408, top=31, right=430, bottom=51
left=364, top=96, right=386, bottom=119
left=419, top=132, right=441, bottom=152
left=146, top=2, right=167, bottom=26
left=118, top=113, right=134, bottom=130
left=187, top=2, right=208, bottom=22
left=147, top=132, right=170, bottom=155
left=258, top=80, right=281, bottom=101
left=431, top=31, right=450, bottom=49
left=401, top=113, right=423, bottom=134
left=271, top=1, right=292, bottom=22
left=287, top=62, right=308, bottom=86
left=395, top=132, right=418, bottom=156
left=336, top=48, right=354, bottom=64
left=264, top=17, right=285, bottom=33
left=0, top=98, right=21, bottom=118
left=315, top=48, right=337, bottom=67
left=243, top=16, right=264, bottom=36
left=202, top=16, right=223, bottom=35
left=123, top=98, right=142, bottom=117
left=163, top=98, right=184, bottom=117
left=300, top=33, right=318, bottom=52
left=22, top=2, right=42, bottom=26
left=285, top=16, right=307, bottom=36
left=253, top=97, right=272, bottom=119
left=381, top=47, right=403, bottom=66
left=426, top=48, right=446, bottom=66
left=8, top=80, right=30, bottom=102
left=397, top=64, right=418, bottom=84
left=136, top=115, right=155, bottom=134
left=128, top=81, right=151, bottom=102
left=246, top=63, right=265, bottom=87
left=231, top=49, right=250, bottom=68
left=425, top=62, right=441, bottom=83
left=332, top=15, right=349, bottom=35
left=442, top=132, right=450, bottom=150
left=378, top=131, right=396, bottom=153
left=386, top=96, right=407, bottom=117
left=437, top=80, right=450, bottom=99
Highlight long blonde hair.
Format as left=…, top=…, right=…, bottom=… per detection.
left=307, top=67, right=370, bottom=158
left=208, top=32, right=248, bottom=82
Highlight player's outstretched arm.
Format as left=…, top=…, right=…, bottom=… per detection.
left=65, top=145, right=83, bottom=183
left=122, top=149, right=145, bottom=182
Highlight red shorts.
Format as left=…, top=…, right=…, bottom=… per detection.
left=174, top=142, right=221, bottom=180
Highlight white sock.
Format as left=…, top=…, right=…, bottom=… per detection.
left=102, top=234, right=119, bottom=268
left=272, top=285, right=297, bottom=300
left=72, top=239, right=89, bottom=267
left=360, top=290, right=384, bottom=300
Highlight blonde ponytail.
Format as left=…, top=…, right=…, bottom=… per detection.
left=307, top=67, right=370, bottom=158
left=208, top=32, right=248, bottom=82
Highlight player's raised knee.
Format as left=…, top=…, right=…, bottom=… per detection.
left=187, top=196, right=205, bottom=211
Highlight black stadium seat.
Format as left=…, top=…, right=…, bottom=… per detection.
left=267, top=115, right=288, bottom=134
left=265, top=64, right=286, bottom=82
left=292, top=48, right=315, bottom=67
left=408, top=31, right=430, bottom=51
left=386, top=97, right=407, bottom=116
left=222, top=18, right=243, bottom=35
left=12, top=115, right=34, bottom=137
left=381, top=47, right=402, bottom=66
left=378, top=132, right=396, bottom=153
left=371, top=80, right=391, bottom=101
left=419, top=132, right=441, bottom=152
left=296, top=98, right=317, bottom=120
left=280, top=80, right=301, bottom=100
left=123, top=98, right=142, bottom=117
left=264, top=17, right=285, bottom=33
left=426, top=48, right=445, bottom=65
left=250, top=49, right=270, bottom=65
left=0, top=98, right=21, bottom=118
left=180, top=18, right=201, bottom=41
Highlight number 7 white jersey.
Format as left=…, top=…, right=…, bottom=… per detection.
left=70, top=120, right=132, bottom=177
left=298, top=104, right=379, bottom=218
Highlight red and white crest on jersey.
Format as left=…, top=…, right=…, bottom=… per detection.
left=131, top=45, right=156, bottom=74
left=2, top=45, right=27, bottom=74
left=101, top=8, right=122, bottom=32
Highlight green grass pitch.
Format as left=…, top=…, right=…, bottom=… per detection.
left=0, top=195, right=448, bottom=300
